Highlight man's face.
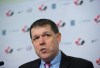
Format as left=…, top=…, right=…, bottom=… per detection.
left=31, top=25, right=61, bottom=62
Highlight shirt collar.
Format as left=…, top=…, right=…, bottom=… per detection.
left=41, top=50, right=61, bottom=65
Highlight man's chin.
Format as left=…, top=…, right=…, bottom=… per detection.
left=40, top=55, right=50, bottom=61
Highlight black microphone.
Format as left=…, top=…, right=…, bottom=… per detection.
left=0, top=61, right=4, bottom=66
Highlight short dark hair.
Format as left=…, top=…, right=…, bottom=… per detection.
left=30, top=18, right=59, bottom=39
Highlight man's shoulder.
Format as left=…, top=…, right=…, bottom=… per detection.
left=67, top=55, right=92, bottom=64
left=62, top=51, right=91, bottom=63
left=61, top=52, right=94, bottom=68
left=19, top=59, right=40, bottom=68
left=69, top=56, right=93, bottom=67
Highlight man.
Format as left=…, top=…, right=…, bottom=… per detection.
left=19, top=19, right=94, bottom=68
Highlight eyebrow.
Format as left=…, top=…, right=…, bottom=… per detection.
left=32, top=31, right=51, bottom=38
left=32, top=35, right=38, bottom=39
left=43, top=31, right=51, bottom=35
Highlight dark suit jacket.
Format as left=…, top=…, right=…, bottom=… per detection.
left=19, top=51, right=94, bottom=68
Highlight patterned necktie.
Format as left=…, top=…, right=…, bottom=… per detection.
left=44, top=62, right=51, bottom=68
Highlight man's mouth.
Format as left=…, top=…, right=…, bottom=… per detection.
left=40, top=48, right=47, bottom=53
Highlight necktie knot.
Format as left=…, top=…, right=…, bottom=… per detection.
left=44, top=62, right=51, bottom=68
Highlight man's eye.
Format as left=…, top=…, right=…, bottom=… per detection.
left=45, top=34, right=51, bottom=37
left=33, top=37, right=39, bottom=41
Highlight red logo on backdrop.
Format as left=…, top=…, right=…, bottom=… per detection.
left=6, top=10, right=14, bottom=17
left=56, top=20, right=66, bottom=27
left=38, top=4, right=47, bottom=11
left=75, top=38, right=85, bottom=46
left=22, top=25, right=29, bottom=32
left=96, top=58, right=100, bottom=65
left=94, top=15, right=100, bottom=23
left=5, top=46, right=13, bottom=54
left=74, top=0, right=83, bottom=5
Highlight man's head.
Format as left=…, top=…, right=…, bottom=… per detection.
left=30, top=19, right=61, bottom=62
left=30, top=19, right=59, bottom=39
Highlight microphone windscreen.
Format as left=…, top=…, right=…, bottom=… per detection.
left=0, top=61, right=4, bottom=66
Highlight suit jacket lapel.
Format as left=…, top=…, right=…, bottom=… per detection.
left=32, top=59, right=41, bottom=68
left=60, top=52, right=71, bottom=68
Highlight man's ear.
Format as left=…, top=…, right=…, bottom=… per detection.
left=57, top=33, right=61, bottom=43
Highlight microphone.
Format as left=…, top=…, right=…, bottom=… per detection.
left=0, top=61, right=4, bottom=66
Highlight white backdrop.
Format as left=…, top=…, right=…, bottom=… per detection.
left=0, top=0, right=100, bottom=68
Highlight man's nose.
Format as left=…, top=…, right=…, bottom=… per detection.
left=39, top=37, right=45, bottom=45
